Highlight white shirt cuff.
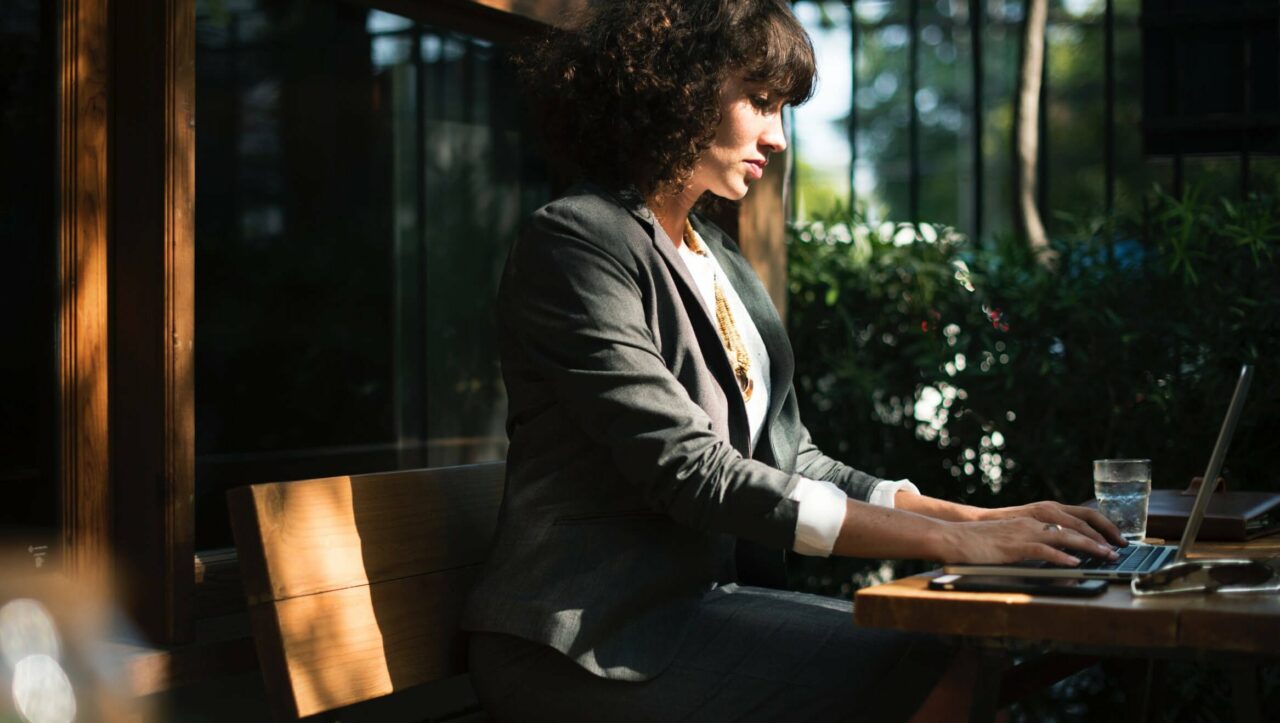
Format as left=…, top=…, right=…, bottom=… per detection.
left=868, top=479, right=920, bottom=509
left=786, top=477, right=848, bottom=557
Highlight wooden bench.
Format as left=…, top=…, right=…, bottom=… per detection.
left=227, top=462, right=504, bottom=721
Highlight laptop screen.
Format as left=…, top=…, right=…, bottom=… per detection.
left=1174, top=364, right=1254, bottom=562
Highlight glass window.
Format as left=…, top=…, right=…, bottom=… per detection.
left=194, top=0, right=549, bottom=549
left=854, top=1, right=912, bottom=224
left=1112, top=0, right=1152, bottom=219
left=980, top=0, right=1022, bottom=241
left=916, top=1, right=974, bottom=229
left=1045, top=2, right=1107, bottom=229
left=792, top=0, right=855, bottom=219
left=0, top=0, right=58, bottom=570
left=788, top=0, right=1257, bottom=241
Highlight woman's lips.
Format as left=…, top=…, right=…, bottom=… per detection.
left=745, top=160, right=766, bottom=180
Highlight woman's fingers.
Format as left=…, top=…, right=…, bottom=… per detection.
left=1031, top=502, right=1126, bottom=548
left=1051, top=510, right=1116, bottom=549
left=1022, top=542, right=1081, bottom=567
left=1068, top=505, right=1129, bottom=546
left=1040, top=522, right=1117, bottom=561
left=953, top=516, right=1117, bottom=566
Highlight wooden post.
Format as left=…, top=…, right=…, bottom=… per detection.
left=59, top=0, right=112, bottom=588
left=737, top=149, right=791, bottom=321
left=110, top=0, right=196, bottom=644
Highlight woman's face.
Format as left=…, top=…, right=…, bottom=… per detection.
left=689, top=73, right=788, bottom=201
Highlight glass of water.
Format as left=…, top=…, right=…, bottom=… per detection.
left=1094, top=459, right=1152, bottom=542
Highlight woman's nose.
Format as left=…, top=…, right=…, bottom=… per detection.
left=761, top=111, right=787, bottom=154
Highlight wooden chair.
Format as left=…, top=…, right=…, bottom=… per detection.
left=227, top=462, right=504, bottom=721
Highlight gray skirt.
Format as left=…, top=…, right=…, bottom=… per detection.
left=468, top=584, right=953, bottom=722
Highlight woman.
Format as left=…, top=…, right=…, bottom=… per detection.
left=462, top=2, right=1125, bottom=720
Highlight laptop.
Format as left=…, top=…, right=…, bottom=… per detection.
left=944, top=364, right=1255, bottom=580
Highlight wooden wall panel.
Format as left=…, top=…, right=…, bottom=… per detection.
left=110, top=0, right=195, bottom=644
left=463, top=0, right=587, bottom=26
left=347, top=0, right=587, bottom=43
left=738, top=149, right=791, bottom=320
left=59, top=0, right=112, bottom=585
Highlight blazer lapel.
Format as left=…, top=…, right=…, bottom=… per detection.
left=691, top=216, right=796, bottom=437
left=598, top=185, right=752, bottom=454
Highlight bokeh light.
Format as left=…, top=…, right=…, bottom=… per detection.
left=12, top=654, right=76, bottom=723
left=0, top=599, right=61, bottom=669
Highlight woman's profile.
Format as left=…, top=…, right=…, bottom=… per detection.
left=462, top=2, right=1125, bottom=720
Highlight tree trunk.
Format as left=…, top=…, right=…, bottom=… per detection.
left=1015, top=0, right=1054, bottom=265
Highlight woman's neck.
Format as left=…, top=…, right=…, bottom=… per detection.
left=647, top=188, right=703, bottom=247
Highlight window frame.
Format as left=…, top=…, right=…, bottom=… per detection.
left=55, top=1, right=787, bottom=686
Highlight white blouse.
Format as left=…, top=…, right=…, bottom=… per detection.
left=677, top=227, right=919, bottom=557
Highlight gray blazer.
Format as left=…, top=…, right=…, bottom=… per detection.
left=462, top=182, right=885, bottom=681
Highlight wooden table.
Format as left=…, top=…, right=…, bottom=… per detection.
left=854, top=537, right=1280, bottom=720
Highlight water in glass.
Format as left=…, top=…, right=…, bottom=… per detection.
left=1094, top=458, right=1152, bottom=542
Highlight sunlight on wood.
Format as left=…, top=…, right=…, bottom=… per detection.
left=280, top=584, right=393, bottom=716
left=228, top=463, right=504, bottom=719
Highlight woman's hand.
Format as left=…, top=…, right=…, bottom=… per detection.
left=974, top=501, right=1129, bottom=547
left=933, top=516, right=1120, bottom=567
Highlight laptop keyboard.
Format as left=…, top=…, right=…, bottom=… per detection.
left=1072, top=543, right=1158, bottom=572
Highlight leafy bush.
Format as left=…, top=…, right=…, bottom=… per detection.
left=789, top=189, right=1279, bottom=542
left=785, top=189, right=1280, bottom=720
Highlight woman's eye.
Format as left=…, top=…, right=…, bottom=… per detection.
left=751, top=95, right=771, bottom=109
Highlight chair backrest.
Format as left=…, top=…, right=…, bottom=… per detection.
left=227, top=462, right=504, bottom=720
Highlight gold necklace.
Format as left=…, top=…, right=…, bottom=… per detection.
left=683, top=219, right=753, bottom=401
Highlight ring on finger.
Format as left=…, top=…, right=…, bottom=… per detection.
left=1043, top=523, right=1062, bottom=533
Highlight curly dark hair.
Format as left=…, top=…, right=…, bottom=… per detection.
left=521, top=0, right=816, bottom=200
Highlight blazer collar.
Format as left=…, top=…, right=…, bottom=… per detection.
left=584, top=181, right=793, bottom=454
left=689, top=216, right=796, bottom=437
left=581, top=181, right=657, bottom=232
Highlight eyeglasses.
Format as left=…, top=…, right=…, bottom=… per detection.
left=1131, top=559, right=1280, bottom=596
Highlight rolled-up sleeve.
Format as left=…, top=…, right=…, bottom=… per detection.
left=786, top=477, right=919, bottom=557
left=867, top=479, right=920, bottom=509
left=787, top=477, right=848, bottom=557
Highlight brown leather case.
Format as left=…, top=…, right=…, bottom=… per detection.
left=1084, top=484, right=1280, bottom=541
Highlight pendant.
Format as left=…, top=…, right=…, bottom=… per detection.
left=736, top=368, right=754, bottom=401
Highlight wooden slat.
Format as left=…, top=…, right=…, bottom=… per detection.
left=228, top=463, right=503, bottom=719
left=228, top=462, right=503, bottom=605
left=59, top=0, right=112, bottom=585
left=257, top=566, right=481, bottom=719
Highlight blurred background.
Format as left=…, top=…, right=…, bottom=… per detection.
left=2, top=0, right=1277, bottom=720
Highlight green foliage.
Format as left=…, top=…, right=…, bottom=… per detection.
left=789, top=189, right=1280, bottom=518
left=786, top=189, right=1280, bottom=719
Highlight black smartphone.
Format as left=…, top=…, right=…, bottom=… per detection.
left=927, top=574, right=1108, bottom=597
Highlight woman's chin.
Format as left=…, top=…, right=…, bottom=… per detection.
left=711, top=181, right=751, bottom=201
